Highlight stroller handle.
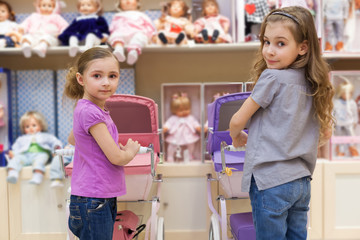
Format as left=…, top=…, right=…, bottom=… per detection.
left=138, top=145, right=156, bottom=178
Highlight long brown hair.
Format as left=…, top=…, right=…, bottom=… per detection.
left=250, top=6, right=334, bottom=144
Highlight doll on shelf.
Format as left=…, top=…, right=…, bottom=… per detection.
left=324, top=0, right=350, bottom=52
left=58, top=0, right=109, bottom=57
left=18, top=0, right=68, bottom=58
left=163, top=92, right=201, bottom=163
left=244, top=0, right=269, bottom=42
left=154, top=0, right=194, bottom=45
left=193, top=0, right=232, bottom=44
left=333, top=79, right=359, bottom=157
left=108, top=0, right=156, bottom=65
left=0, top=1, right=22, bottom=48
left=6, top=111, right=63, bottom=185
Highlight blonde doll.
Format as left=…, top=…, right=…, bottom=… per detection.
left=193, top=0, right=232, bottom=43
left=7, top=111, right=63, bottom=185
left=19, top=0, right=68, bottom=58
left=0, top=1, right=22, bottom=48
left=163, top=92, right=201, bottom=162
left=108, top=0, right=156, bottom=65
left=333, top=79, right=359, bottom=156
left=154, top=0, right=194, bottom=45
left=58, top=0, right=109, bottom=57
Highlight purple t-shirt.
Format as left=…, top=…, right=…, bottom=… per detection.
left=71, top=99, right=126, bottom=198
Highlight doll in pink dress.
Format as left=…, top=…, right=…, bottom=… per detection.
left=163, top=92, right=201, bottom=162
left=193, top=0, right=232, bottom=44
left=58, top=0, right=109, bottom=57
left=19, top=0, right=68, bottom=58
left=0, top=1, right=22, bottom=48
left=154, top=0, right=194, bottom=45
left=108, top=0, right=156, bottom=65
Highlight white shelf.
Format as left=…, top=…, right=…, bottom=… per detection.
left=2, top=43, right=360, bottom=59
left=0, top=42, right=261, bottom=56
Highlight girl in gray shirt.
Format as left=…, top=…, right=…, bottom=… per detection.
left=229, top=6, right=334, bottom=240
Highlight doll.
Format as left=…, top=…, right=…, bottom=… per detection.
left=324, top=0, right=350, bottom=51
left=244, top=0, right=269, bottom=42
left=154, top=0, right=194, bottom=45
left=19, top=0, right=68, bottom=58
left=58, top=0, right=109, bottom=57
left=193, top=0, right=232, bottom=44
left=163, top=92, right=201, bottom=162
left=6, top=111, right=63, bottom=185
left=108, top=0, right=156, bottom=65
left=0, top=1, right=22, bottom=48
left=333, top=79, right=359, bottom=157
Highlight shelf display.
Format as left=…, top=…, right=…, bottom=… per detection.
left=161, top=83, right=202, bottom=162
left=322, top=0, right=360, bottom=53
left=330, top=71, right=360, bottom=160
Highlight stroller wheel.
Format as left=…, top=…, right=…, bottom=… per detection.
left=157, top=217, right=165, bottom=240
left=209, top=214, right=220, bottom=240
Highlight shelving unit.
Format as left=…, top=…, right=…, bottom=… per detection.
left=2, top=0, right=360, bottom=239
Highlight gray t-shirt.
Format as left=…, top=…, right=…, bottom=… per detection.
left=241, top=68, right=320, bottom=192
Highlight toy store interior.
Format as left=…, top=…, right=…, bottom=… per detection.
left=1, top=0, right=360, bottom=239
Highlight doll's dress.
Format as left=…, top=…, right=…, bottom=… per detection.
left=108, top=10, right=155, bottom=45
left=245, top=0, right=269, bottom=24
left=58, top=14, right=110, bottom=45
left=20, top=13, right=68, bottom=43
left=193, top=15, right=232, bottom=43
left=164, top=115, right=200, bottom=146
left=159, top=15, right=190, bottom=39
left=0, top=20, right=19, bottom=47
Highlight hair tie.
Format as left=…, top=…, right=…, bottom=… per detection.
left=271, top=11, right=299, bottom=24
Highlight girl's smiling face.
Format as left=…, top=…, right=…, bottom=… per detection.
left=262, top=21, right=307, bottom=69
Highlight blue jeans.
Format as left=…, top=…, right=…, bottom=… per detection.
left=249, top=176, right=311, bottom=240
left=68, top=195, right=117, bottom=240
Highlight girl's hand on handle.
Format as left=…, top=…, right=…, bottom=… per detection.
left=231, top=130, right=248, bottom=148
left=123, top=138, right=141, bottom=158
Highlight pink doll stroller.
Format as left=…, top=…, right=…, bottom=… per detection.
left=206, top=92, right=255, bottom=240
left=56, top=94, right=164, bottom=240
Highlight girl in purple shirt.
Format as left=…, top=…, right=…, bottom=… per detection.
left=63, top=47, right=140, bottom=240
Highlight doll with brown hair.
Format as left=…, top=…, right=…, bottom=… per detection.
left=154, top=0, right=194, bottom=45
left=6, top=111, right=62, bottom=185
left=333, top=79, right=359, bottom=157
left=108, top=0, right=156, bottom=65
left=163, top=92, right=201, bottom=162
left=0, top=1, right=22, bottom=48
left=58, top=0, right=110, bottom=57
left=193, top=0, right=232, bottom=43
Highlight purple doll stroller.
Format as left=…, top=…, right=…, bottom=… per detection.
left=206, top=92, right=256, bottom=240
